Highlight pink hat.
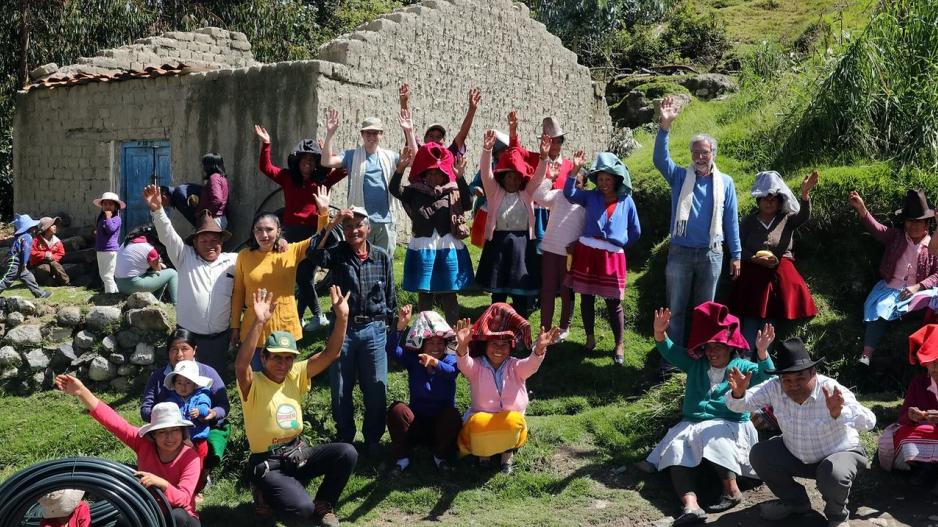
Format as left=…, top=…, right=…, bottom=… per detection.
left=685, top=301, right=750, bottom=359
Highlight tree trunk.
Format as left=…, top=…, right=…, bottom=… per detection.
left=17, top=0, right=30, bottom=88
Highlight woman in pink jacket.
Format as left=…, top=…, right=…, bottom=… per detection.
left=454, top=303, right=559, bottom=473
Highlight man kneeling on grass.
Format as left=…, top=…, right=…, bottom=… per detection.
left=726, top=338, right=876, bottom=527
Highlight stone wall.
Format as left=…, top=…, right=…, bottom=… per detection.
left=14, top=0, right=610, bottom=245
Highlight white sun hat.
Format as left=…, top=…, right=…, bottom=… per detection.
left=137, top=402, right=193, bottom=437
left=38, top=489, right=85, bottom=518
left=162, top=360, right=212, bottom=390
left=93, top=191, right=127, bottom=210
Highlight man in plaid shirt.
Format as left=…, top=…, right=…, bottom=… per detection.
left=727, top=338, right=875, bottom=527
left=309, top=207, right=396, bottom=456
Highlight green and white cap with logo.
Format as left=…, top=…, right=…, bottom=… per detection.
left=266, top=331, right=299, bottom=354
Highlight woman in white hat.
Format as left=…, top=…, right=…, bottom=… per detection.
left=55, top=374, right=202, bottom=526
left=38, top=489, right=89, bottom=527
left=93, top=191, right=125, bottom=294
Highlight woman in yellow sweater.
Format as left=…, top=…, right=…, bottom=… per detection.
left=231, top=190, right=329, bottom=349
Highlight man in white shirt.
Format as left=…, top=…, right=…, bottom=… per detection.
left=727, top=338, right=876, bottom=527
left=143, top=185, right=239, bottom=376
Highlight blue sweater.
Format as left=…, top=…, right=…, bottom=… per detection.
left=166, top=387, right=212, bottom=441
left=653, top=129, right=741, bottom=259
left=140, top=362, right=229, bottom=424
left=387, top=327, right=459, bottom=418
left=563, top=176, right=641, bottom=248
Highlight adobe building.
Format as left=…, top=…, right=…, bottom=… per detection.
left=13, top=0, right=611, bottom=244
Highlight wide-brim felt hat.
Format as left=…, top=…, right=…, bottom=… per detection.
left=137, top=401, right=193, bottom=436
left=12, top=214, right=41, bottom=235
left=185, top=210, right=232, bottom=245
left=685, top=301, right=750, bottom=359
left=93, top=191, right=127, bottom=210
left=38, top=489, right=85, bottom=518
left=469, top=302, right=532, bottom=349
left=895, top=189, right=934, bottom=220
left=909, top=324, right=938, bottom=365
left=541, top=116, right=564, bottom=138
left=765, top=337, right=825, bottom=374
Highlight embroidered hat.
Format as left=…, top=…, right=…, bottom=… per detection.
left=586, top=152, right=632, bottom=197
left=37, top=216, right=61, bottom=234
left=909, top=324, right=938, bottom=365
left=405, top=311, right=456, bottom=352
left=93, top=191, right=127, bottom=210
left=185, top=209, right=232, bottom=245
left=751, top=171, right=800, bottom=215
left=469, top=302, right=531, bottom=350
left=137, top=401, right=193, bottom=437
left=409, top=142, right=456, bottom=183
left=765, top=337, right=824, bottom=374
left=360, top=117, right=384, bottom=132
left=685, top=301, right=750, bottom=359
left=12, top=214, right=41, bottom=235
left=895, top=189, right=934, bottom=220
left=163, top=360, right=213, bottom=390
left=266, top=330, right=299, bottom=354
left=38, top=489, right=85, bottom=518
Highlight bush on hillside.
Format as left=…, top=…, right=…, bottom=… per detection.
left=633, top=81, right=690, bottom=99
left=661, top=1, right=730, bottom=66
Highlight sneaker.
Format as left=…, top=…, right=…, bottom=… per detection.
left=35, top=290, right=52, bottom=299
left=759, top=499, right=812, bottom=521
left=614, top=354, right=624, bottom=366
left=673, top=507, right=706, bottom=526
left=303, top=314, right=329, bottom=332
left=707, top=493, right=742, bottom=513
left=557, top=329, right=570, bottom=342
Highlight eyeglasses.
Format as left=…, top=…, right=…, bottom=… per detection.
left=691, top=150, right=713, bottom=157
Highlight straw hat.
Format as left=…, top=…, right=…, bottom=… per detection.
left=163, top=360, right=213, bottom=390
left=137, top=402, right=193, bottom=436
left=93, top=191, right=126, bottom=210
left=360, top=117, right=384, bottom=132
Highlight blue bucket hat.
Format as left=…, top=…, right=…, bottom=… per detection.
left=587, top=152, right=632, bottom=196
left=12, top=214, right=41, bottom=235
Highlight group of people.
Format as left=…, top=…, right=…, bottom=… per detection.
left=6, top=88, right=938, bottom=527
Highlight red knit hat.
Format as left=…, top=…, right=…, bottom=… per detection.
left=909, top=324, right=938, bottom=365
left=685, top=301, right=750, bottom=359
left=409, top=142, right=456, bottom=183
left=469, top=302, right=531, bottom=349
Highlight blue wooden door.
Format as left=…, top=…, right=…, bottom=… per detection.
left=121, top=141, right=171, bottom=233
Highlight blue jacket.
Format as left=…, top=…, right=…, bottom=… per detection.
left=387, top=327, right=459, bottom=418
left=563, top=176, right=641, bottom=248
left=5, top=233, right=32, bottom=267
left=167, top=387, right=213, bottom=441
left=140, top=362, right=229, bottom=424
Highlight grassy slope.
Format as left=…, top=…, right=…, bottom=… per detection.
left=0, top=1, right=900, bottom=525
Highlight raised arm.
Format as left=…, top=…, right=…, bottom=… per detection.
left=56, top=374, right=141, bottom=449
left=849, top=190, right=891, bottom=243
left=451, top=88, right=481, bottom=152
left=453, top=318, right=479, bottom=376
left=516, top=326, right=560, bottom=380
left=652, top=308, right=696, bottom=372
left=528, top=134, right=551, bottom=193
left=789, top=170, right=818, bottom=228
left=306, top=286, right=351, bottom=378
left=255, top=125, right=285, bottom=182
left=235, top=288, right=274, bottom=400
left=653, top=97, right=681, bottom=184
left=144, top=185, right=185, bottom=265
left=399, top=108, right=418, bottom=153
left=479, top=130, right=498, bottom=198
left=321, top=108, right=343, bottom=168
left=389, top=146, right=413, bottom=201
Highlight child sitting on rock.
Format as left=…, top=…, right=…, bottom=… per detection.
left=29, top=216, right=69, bottom=286
left=0, top=214, right=51, bottom=298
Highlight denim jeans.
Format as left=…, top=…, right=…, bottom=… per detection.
left=329, top=321, right=388, bottom=444
left=665, top=244, right=723, bottom=346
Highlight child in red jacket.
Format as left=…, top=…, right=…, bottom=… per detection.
left=29, top=216, right=69, bottom=286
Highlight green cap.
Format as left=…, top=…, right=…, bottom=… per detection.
left=265, top=331, right=299, bottom=354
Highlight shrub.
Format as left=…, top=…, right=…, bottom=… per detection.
left=661, top=1, right=731, bottom=65
left=633, top=81, right=689, bottom=99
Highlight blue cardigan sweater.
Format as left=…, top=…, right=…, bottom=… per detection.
left=563, top=176, right=641, bottom=248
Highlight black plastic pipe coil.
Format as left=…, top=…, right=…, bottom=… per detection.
left=0, top=457, right=175, bottom=527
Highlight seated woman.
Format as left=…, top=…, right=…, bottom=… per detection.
left=729, top=170, right=818, bottom=351
left=454, top=302, right=559, bottom=473
left=114, top=224, right=178, bottom=304
left=878, top=324, right=938, bottom=487
left=54, top=375, right=201, bottom=527
left=849, top=189, right=938, bottom=365
left=385, top=305, right=462, bottom=476
left=563, top=151, right=641, bottom=364
left=140, top=329, right=231, bottom=470
left=476, top=124, right=540, bottom=316
left=389, top=141, right=474, bottom=323
left=641, top=302, right=774, bottom=525
left=236, top=285, right=355, bottom=527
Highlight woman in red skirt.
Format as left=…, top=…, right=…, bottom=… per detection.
left=878, top=324, right=938, bottom=488
left=563, top=152, right=641, bottom=365
left=729, top=170, right=818, bottom=352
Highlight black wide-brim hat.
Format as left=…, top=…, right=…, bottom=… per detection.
left=765, top=337, right=825, bottom=374
left=895, top=189, right=934, bottom=221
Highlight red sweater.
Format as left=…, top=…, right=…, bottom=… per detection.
left=898, top=373, right=938, bottom=426
left=258, top=143, right=346, bottom=227
left=90, top=402, right=200, bottom=517
left=29, top=235, right=65, bottom=267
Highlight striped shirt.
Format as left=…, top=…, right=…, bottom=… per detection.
left=725, top=374, right=876, bottom=464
